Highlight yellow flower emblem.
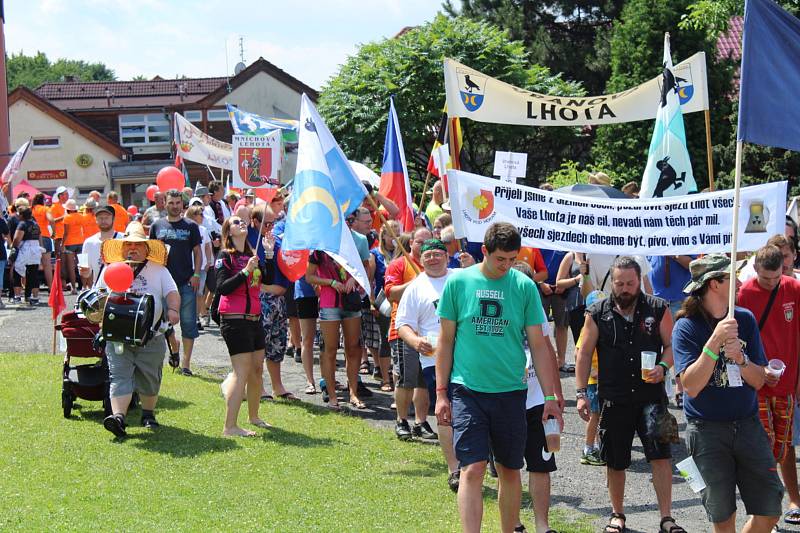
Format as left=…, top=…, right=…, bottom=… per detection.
left=472, top=194, right=489, bottom=211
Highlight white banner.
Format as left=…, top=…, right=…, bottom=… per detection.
left=449, top=170, right=786, bottom=255
left=174, top=113, right=234, bottom=170
left=232, top=131, right=281, bottom=189
left=444, top=54, right=709, bottom=126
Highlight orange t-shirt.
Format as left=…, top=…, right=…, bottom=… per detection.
left=50, top=202, right=65, bottom=239
left=63, top=213, right=85, bottom=247
left=517, top=246, right=547, bottom=276
left=110, top=203, right=129, bottom=232
left=32, top=205, right=51, bottom=238
left=384, top=256, right=421, bottom=341
left=82, top=212, right=99, bottom=239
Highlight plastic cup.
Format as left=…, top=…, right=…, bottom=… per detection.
left=767, top=359, right=786, bottom=379
left=543, top=418, right=561, bottom=452
left=77, top=253, right=89, bottom=269
left=676, top=456, right=706, bottom=493
left=423, top=333, right=438, bottom=357
left=641, top=351, right=657, bottom=380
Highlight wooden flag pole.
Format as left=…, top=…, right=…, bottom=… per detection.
left=52, top=317, right=58, bottom=355
left=728, top=140, right=744, bottom=318
left=418, top=171, right=433, bottom=216
left=365, top=194, right=419, bottom=274
left=704, top=110, right=716, bottom=191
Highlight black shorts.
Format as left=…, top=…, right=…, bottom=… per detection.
left=295, top=297, right=319, bottom=319
left=205, top=266, right=217, bottom=292
left=524, top=404, right=557, bottom=473
left=220, top=318, right=265, bottom=355
left=285, top=294, right=298, bottom=318
left=598, top=399, right=672, bottom=471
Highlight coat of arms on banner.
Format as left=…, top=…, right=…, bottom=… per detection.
left=671, top=63, right=695, bottom=105
left=784, top=303, right=794, bottom=322
left=232, top=132, right=281, bottom=189
left=460, top=186, right=495, bottom=224
left=457, top=68, right=487, bottom=112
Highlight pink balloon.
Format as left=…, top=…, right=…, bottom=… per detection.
left=126, top=205, right=138, bottom=216
left=105, top=262, right=134, bottom=293
left=145, top=184, right=159, bottom=202
left=156, top=166, right=184, bottom=192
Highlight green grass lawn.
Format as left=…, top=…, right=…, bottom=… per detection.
left=0, top=354, right=592, bottom=532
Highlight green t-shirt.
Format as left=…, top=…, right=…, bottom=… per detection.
left=425, top=201, right=444, bottom=225
left=437, top=265, right=545, bottom=393
left=350, top=229, right=371, bottom=262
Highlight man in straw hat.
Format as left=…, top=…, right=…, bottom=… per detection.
left=672, top=254, right=782, bottom=532
left=97, top=221, right=179, bottom=438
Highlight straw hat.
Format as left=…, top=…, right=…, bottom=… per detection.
left=101, top=221, right=168, bottom=266
left=588, top=172, right=611, bottom=186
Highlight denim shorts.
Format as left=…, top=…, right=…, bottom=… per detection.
left=451, top=384, right=527, bottom=469
left=318, top=306, right=361, bottom=322
left=686, top=416, right=783, bottom=523
left=177, top=283, right=199, bottom=339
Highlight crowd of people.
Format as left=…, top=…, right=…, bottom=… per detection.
left=6, top=175, right=800, bottom=533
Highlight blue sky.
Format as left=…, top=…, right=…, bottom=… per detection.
left=6, top=0, right=454, bottom=89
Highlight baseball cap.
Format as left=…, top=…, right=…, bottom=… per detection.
left=94, top=204, right=115, bottom=218
left=55, top=186, right=68, bottom=196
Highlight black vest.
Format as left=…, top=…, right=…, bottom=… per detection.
left=589, top=292, right=668, bottom=404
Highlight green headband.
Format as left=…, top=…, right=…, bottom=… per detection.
left=421, top=239, right=447, bottom=253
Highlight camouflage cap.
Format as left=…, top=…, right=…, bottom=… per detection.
left=682, top=254, right=744, bottom=294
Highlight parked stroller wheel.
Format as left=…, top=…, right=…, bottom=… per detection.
left=62, top=389, right=74, bottom=418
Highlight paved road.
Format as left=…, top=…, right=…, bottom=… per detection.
left=6, top=295, right=800, bottom=532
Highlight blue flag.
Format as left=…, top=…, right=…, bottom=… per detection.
left=738, top=0, right=800, bottom=152
left=640, top=34, right=697, bottom=198
left=227, top=104, right=299, bottom=150
left=282, top=94, right=370, bottom=294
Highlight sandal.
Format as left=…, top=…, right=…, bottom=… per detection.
left=604, top=512, right=626, bottom=533
left=359, top=362, right=371, bottom=375
left=349, top=398, right=367, bottom=409
left=659, top=516, right=686, bottom=533
left=380, top=381, right=393, bottom=392
left=277, top=392, right=300, bottom=402
left=327, top=403, right=341, bottom=412
left=260, top=394, right=274, bottom=401
left=785, top=507, right=800, bottom=525
left=304, top=384, right=317, bottom=395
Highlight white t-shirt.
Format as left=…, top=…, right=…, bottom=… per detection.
left=395, top=269, right=451, bottom=370
left=525, top=312, right=551, bottom=409
left=81, top=231, right=123, bottom=284
left=586, top=253, right=651, bottom=293
left=96, top=261, right=178, bottom=331
left=195, top=225, right=211, bottom=270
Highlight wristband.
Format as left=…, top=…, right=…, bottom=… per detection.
left=658, top=361, right=670, bottom=371
left=167, top=308, right=179, bottom=313
left=192, top=273, right=201, bottom=278
left=544, top=395, right=557, bottom=401
left=703, top=346, right=719, bottom=361
left=330, top=280, right=337, bottom=288
left=435, top=386, right=448, bottom=392
left=576, top=387, right=587, bottom=394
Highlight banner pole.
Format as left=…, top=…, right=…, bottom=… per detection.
left=446, top=117, right=457, bottom=204
left=705, top=110, right=715, bottom=191
left=365, top=194, right=419, bottom=274
left=52, top=317, right=58, bottom=356
left=418, top=171, right=433, bottom=216
left=727, top=140, right=744, bottom=318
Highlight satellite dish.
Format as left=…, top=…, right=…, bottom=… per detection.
left=234, top=62, right=246, bottom=75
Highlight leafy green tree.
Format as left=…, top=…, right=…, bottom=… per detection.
left=318, top=14, right=584, bottom=192
left=7, top=51, right=115, bottom=91
left=444, top=0, right=626, bottom=94
left=591, top=0, right=736, bottom=190
left=679, top=0, right=798, bottom=38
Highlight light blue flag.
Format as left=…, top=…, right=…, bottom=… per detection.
left=226, top=104, right=299, bottom=149
left=282, top=94, right=370, bottom=294
left=640, top=34, right=697, bottom=199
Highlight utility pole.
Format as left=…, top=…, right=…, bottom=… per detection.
left=0, top=1, right=11, bottom=204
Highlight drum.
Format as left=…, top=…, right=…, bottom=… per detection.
left=76, top=288, right=109, bottom=324
left=101, top=292, right=156, bottom=347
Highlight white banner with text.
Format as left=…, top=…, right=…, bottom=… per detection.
left=449, top=170, right=786, bottom=255
left=174, top=113, right=233, bottom=170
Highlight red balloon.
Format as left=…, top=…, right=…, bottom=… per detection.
left=156, top=166, right=184, bottom=192
left=254, top=187, right=278, bottom=203
left=145, top=184, right=159, bottom=202
left=105, top=262, right=134, bottom=292
left=126, top=205, right=138, bottom=216
left=277, top=248, right=309, bottom=282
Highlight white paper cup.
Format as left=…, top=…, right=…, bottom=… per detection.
left=767, top=359, right=786, bottom=378
left=77, top=253, right=89, bottom=269
left=676, top=456, right=706, bottom=493
left=543, top=418, right=561, bottom=452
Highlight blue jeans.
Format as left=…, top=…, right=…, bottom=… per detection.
left=178, top=282, right=199, bottom=339
left=0, top=260, right=6, bottom=291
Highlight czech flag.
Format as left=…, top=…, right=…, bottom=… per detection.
left=380, top=97, right=414, bottom=231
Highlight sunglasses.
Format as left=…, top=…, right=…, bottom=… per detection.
left=229, top=219, right=246, bottom=227
left=252, top=218, right=275, bottom=228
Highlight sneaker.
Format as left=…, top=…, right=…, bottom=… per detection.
left=141, top=416, right=160, bottom=429
left=179, top=367, right=193, bottom=377
left=395, top=419, right=412, bottom=441
left=581, top=449, right=606, bottom=466
left=447, top=470, right=460, bottom=493
left=320, top=379, right=330, bottom=403
left=12, top=296, right=21, bottom=304
left=202, top=314, right=211, bottom=327
left=412, top=420, right=438, bottom=440
left=196, top=321, right=204, bottom=332
left=356, top=380, right=373, bottom=398
left=103, top=414, right=127, bottom=438
left=293, top=348, right=302, bottom=363
left=29, top=298, right=38, bottom=306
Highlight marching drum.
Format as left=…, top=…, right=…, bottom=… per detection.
left=76, top=288, right=109, bottom=324
left=101, top=292, right=156, bottom=347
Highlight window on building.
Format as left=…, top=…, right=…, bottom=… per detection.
left=184, top=110, right=202, bottom=123
left=31, top=137, right=61, bottom=149
left=206, top=109, right=229, bottom=122
left=119, top=113, right=171, bottom=146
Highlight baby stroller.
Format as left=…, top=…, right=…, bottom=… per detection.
left=57, top=310, right=111, bottom=418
